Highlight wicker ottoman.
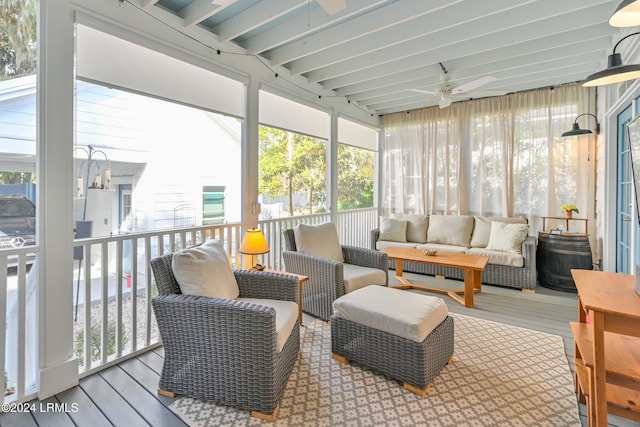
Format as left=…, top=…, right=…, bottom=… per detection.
left=331, top=286, right=454, bottom=395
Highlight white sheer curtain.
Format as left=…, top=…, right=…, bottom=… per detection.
left=381, top=84, right=594, bottom=233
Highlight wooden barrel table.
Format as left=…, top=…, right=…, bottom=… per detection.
left=536, top=232, right=593, bottom=293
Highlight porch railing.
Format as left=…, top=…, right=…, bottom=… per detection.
left=1, top=248, right=39, bottom=404
left=258, top=207, right=378, bottom=270
left=71, top=223, right=244, bottom=376
left=1, top=207, right=379, bottom=403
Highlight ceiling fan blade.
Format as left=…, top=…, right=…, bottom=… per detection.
left=439, top=96, right=452, bottom=108
left=452, top=76, right=497, bottom=94
left=410, top=89, right=439, bottom=95
left=317, top=0, right=347, bottom=15
left=464, top=89, right=508, bottom=98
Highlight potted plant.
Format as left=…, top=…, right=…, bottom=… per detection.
left=561, top=204, right=579, bottom=219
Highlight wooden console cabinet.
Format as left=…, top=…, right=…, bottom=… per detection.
left=570, top=269, right=640, bottom=426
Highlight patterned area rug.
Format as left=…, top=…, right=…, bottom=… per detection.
left=169, top=313, right=580, bottom=426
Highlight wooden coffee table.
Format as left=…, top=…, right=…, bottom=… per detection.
left=380, top=247, right=489, bottom=308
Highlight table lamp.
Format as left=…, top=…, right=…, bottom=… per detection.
left=239, top=228, right=270, bottom=270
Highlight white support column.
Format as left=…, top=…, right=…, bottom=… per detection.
left=241, top=77, right=260, bottom=268
left=328, top=111, right=339, bottom=222
left=243, top=77, right=260, bottom=229
left=37, top=0, right=79, bottom=398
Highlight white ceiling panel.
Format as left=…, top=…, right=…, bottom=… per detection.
left=150, top=0, right=624, bottom=114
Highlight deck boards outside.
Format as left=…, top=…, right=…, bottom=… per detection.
left=1, top=271, right=637, bottom=427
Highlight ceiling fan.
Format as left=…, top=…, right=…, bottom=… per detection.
left=316, top=0, right=347, bottom=15
left=411, top=63, right=507, bottom=108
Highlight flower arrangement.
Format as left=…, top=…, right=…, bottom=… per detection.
left=560, top=204, right=579, bottom=214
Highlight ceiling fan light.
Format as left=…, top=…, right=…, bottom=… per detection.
left=316, top=0, right=347, bottom=15
left=439, top=96, right=452, bottom=108
left=609, top=0, right=640, bottom=27
left=583, top=53, right=640, bottom=87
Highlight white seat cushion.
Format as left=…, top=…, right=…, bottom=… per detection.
left=465, top=247, right=524, bottom=268
left=416, top=243, right=468, bottom=254
left=237, top=298, right=298, bottom=352
left=172, top=239, right=239, bottom=299
left=376, top=240, right=418, bottom=250
left=342, top=263, right=387, bottom=293
left=333, top=286, right=448, bottom=342
left=294, top=222, right=344, bottom=262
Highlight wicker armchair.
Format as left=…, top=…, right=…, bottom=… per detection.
left=282, top=228, right=388, bottom=321
left=150, top=253, right=300, bottom=421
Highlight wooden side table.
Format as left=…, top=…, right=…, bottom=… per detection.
left=541, top=216, right=588, bottom=234
left=570, top=269, right=640, bottom=426
left=264, top=268, right=309, bottom=325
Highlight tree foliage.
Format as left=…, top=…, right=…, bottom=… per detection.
left=259, top=126, right=327, bottom=216
left=259, top=126, right=375, bottom=216
left=0, top=0, right=36, bottom=80
left=337, top=144, right=374, bottom=210
left=0, top=171, right=34, bottom=184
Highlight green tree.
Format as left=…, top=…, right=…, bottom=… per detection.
left=258, top=126, right=326, bottom=216
left=337, top=144, right=374, bottom=210
left=259, top=126, right=295, bottom=215
left=293, top=136, right=326, bottom=214
left=259, top=126, right=376, bottom=215
left=0, top=0, right=36, bottom=80
left=0, top=171, right=34, bottom=184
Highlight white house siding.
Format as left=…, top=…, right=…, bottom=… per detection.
left=0, top=76, right=36, bottom=172
left=121, top=96, right=242, bottom=231
left=2, top=78, right=242, bottom=237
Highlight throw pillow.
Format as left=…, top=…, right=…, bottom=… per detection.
left=426, top=215, right=475, bottom=247
left=379, top=218, right=408, bottom=243
left=294, top=222, right=344, bottom=262
left=486, top=222, right=529, bottom=254
left=391, top=214, right=429, bottom=243
left=470, top=216, right=528, bottom=248
left=171, top=239, right=239, bottom=299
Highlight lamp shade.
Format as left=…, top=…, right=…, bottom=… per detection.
left=561, top=113, right=600, bottom=138
left=583, top=32, right=640, bottom=87
left=239, top=229, right=270, bottom=255
left=583, top=53, right=640, bottom=87
left=561, top=123, right=592, bottom=137
left=610, top=0, right=640, bottom=27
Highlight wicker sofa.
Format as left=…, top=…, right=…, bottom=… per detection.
left=371, top=214, right=537, bottom=292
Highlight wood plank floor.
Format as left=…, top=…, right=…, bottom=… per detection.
left=1, top=271, right=638, bottom=426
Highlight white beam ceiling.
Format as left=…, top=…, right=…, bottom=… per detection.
left=147, top=0, right=622, bottom=114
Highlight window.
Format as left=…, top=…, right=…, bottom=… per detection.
left=71, top=79, right=242, bottom=369
left=382, top=84, right=592, bottom=222
left=337, top=118, right=379, bottom=211
left=203, top=186, right=225, bottom=225
left=258, top=125, right=327, bottom=218
left=119, top=184, right=132, bottom=231
left=337, top=144, right=375, bottom=210
left=74, top=80, right=243, bottom=232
